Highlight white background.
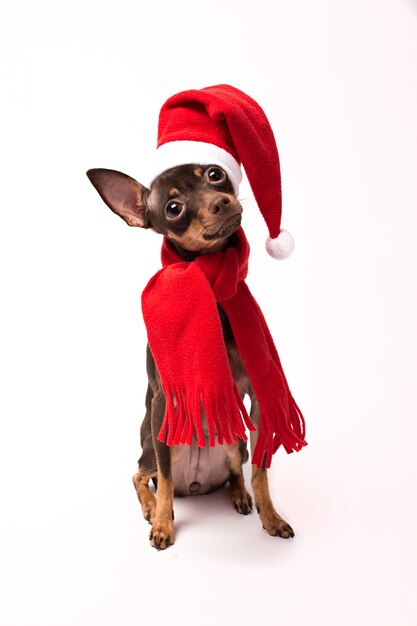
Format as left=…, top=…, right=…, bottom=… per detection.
left=1, top=1, right=416, bottom=625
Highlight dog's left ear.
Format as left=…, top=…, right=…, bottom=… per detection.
left=86, top=168, right=149, bottom=228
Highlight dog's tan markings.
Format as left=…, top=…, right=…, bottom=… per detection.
left=132, top=470, right=157, bottom=523
left=227, top=444, right=253, bottom=515
left=167, top=218, right=206, bottom=251
left=167, top=219, right=229, bottom=253
left=250, top=430, right=295, bottom=538
left=149, top=471, right=174, bottom=550
left=168, top=188, right=179, bottom=198
left=193, top=167, right=203, bottom=177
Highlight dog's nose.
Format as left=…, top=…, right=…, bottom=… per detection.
left=208, top=195, right=231, bottom=214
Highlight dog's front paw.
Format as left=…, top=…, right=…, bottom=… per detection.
left=142, top=499, right=157, bottom=525
left=231, top=488, right=253, bottom=515
left=258, top=508, right=295, bottom=538
left=149, top=520, right=175, bottom=550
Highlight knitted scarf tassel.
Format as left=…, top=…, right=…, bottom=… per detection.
left=142, top=228, right=307, bottom=468
left=158, top=382, right=253, bottom=449
left=221, top=282, right=306, bottom=466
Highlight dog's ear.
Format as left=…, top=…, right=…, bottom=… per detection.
left=86, top=168, right=149, bottom=228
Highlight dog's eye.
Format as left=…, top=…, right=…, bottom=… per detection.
left=165, top=201, right=184, bottom=218
left=206, top=167, right=226, bottom=183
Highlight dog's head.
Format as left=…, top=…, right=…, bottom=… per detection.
left=87, top=165, right=243, bottom=256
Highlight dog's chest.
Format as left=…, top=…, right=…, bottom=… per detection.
left=170, top=309, right=250, bottom=497
left=171, top=442, right=230, bottom=496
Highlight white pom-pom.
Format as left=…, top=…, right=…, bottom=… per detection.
left=265, top=229, right=295, bottom=260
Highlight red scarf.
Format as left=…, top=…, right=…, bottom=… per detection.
left=141, top=228, right=306, bottom=467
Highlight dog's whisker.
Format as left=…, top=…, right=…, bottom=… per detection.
left=237, top=197, right=253, bottom=205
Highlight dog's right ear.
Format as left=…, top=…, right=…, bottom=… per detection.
left=86, top=168, right=149, bottom=228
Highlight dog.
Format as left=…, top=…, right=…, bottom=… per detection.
left=87, top=164, right=295, bottom=549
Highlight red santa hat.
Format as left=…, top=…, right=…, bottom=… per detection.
left=146, top=84, right=295, bottom=260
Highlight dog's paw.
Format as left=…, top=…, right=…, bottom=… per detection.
left=258, top=508, right=295, bottom=538
left=149, top=520, right=175, bottom=550
left=231, top=489, right=253, bottom=515
left=132, top=472, right=157, bottom=524
left=142, top=499, right=157, bottom=525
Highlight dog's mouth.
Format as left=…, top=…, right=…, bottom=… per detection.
left=202, top=213, right=242, bottom=241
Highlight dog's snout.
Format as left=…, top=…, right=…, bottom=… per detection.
left=208, top=195, right=231, bottom=215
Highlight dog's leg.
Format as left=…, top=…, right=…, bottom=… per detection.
left=132, top=469, right=157, bottom=523
left=249, top=395, right=295, bottom=538
left=149, top=388, right=175, bottom=550
left=226, top=442, right=253, bottom=515
left=132, top=384, right=158, bottom=523
left=150, top=440, right=174, bottom=549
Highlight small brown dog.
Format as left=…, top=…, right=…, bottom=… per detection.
left=87, top=164, right=295, bottom=550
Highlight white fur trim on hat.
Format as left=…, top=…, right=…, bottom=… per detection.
left=144, top=140, right=243, bottom=192
left=265, top=229, right=295, bottom=260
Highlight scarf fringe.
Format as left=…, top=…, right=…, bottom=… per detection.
left=252, top=394, right=307, bottom=468
left=157, top=383, right=255, bottom=448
